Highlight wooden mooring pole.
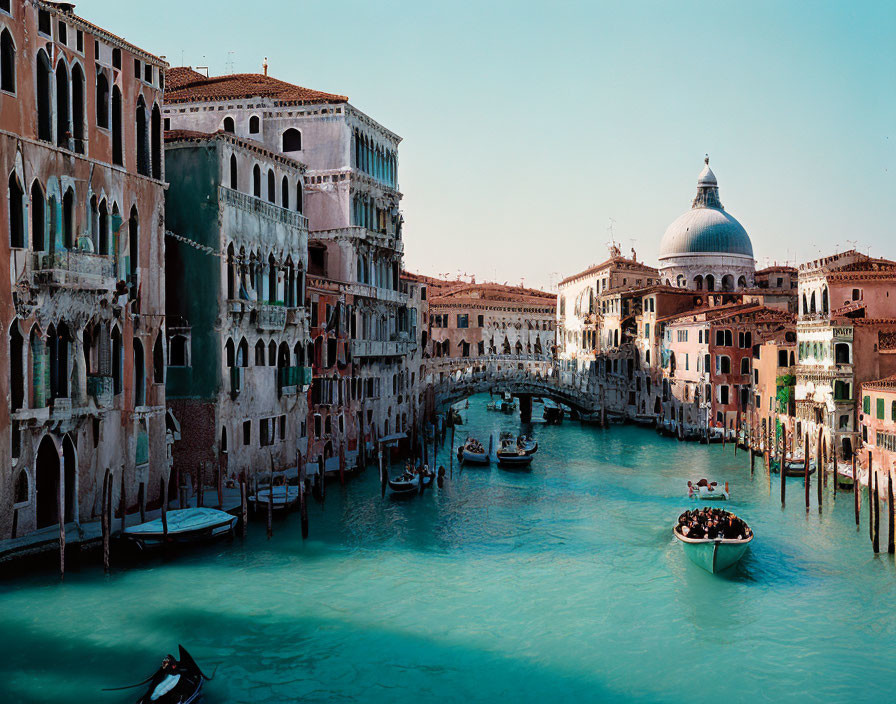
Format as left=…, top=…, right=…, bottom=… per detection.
left=102, top=469, right=110, bottom=573
left=853, top=455, right=860, bottom=527
left=449, top=426, right=455, bottom=479
left=240, top=478, right=248, bottom=538
left=780, top=426, right=786, bottom=507
left=804, top=432, right=810, bottom=512
left=58, top=473, right=65, bottom=579
left=138, top=481, right=146, bottom=523
left=869, top=453, right=875, bottom=545
left=119, top=469, right=127, bottom=535
left=889, top=470, right=895, bottom=555
left=299, top=453, right=308, bottom=539
left=816, top=431, right=822, bottom=509
left=267, top=473, right=274, bottom=539
left=873, top=462, right=880, bottom=554
left=160, top=475, right=169, bottom=543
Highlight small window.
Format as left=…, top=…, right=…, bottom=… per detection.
left=58, top=22, right=67, bottom=45
left=877, top=397, right=885, bottom=420
left=144, top=64, right=152, bottom=83
left=249, top=115, right=260, bottom=134
left=0, top=1, right=10, bottom=15
left=164, top=117, right=170, bottom=131
left=76, top=30, right=83, bottom=52
left=112, top=47, right=121, bottom=69
left=223, top=116, right=234, bottom=133
left=38, top=9, right=51, bottom=36
left=134, top=58, right=140, bottom=79
left=14, top=469, right=27, bottom=504
left=243, top=420, right=251, bottom=445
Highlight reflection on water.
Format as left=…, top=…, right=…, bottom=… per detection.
left=2, top=394, right=895, bottom=703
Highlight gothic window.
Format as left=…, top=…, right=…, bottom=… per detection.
left=112, top=86, right=123, bottom=165
left=267, top=168, right=275, bottom=204
left=253, top=165, right=261, bottom=197
left=30, top=181, right=45, bottom=252
left=135, top=96, right=149, bottom=176
left=8, top=172, right=23, bottom=248
left=36, top=50, right=53, bottom=141
left=55, top=60, right=69, bottom=147
left=281, top=176, right=289, bottom=209
left=230, top=154, right=238, bottom=189
left=0, top=29, right=15, bottom=94
left=151, top=104, right=162, bottom=179
left=133, top=338, right=145, bottom=406
left=249, top=115, right=260, bottom=134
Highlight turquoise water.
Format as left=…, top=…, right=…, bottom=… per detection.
left=2, top=393, right=896, bottom=703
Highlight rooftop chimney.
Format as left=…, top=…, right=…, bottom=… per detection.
left=263, top=57, right=268, bottom=76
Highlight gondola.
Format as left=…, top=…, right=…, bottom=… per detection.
left=673, top=510, right=753, bottom=574
left=122, top=508, right=237, bottom=550
left=517, top=435, right=538, bottom=455
left=132, top=646, right=208, bottom=704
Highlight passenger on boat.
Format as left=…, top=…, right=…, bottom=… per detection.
left=677, top=508, right=751, bottom=541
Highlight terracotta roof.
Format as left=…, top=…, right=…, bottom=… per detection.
left=755, top=265, right=797, bottom=274
left=862, top=374, right=896, bottom=393
left=559, top=256, right=658, bottom=287
left=164, top=67, right=348, bottom=105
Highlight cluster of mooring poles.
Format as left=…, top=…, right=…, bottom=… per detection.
left=741, top=411, right=895, bottom=557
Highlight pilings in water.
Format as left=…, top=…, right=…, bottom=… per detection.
left=267, top=473, right=273, bottom=540
left=57, top=469, right=65, bottom=579
left=449, top=426, right=455, bottom=479
left=816, top=432, right=822, bottom=510
left=854, top=455, right=860, bottom=527
left=780, top=426, right=787, bottom=507
left=240, top=478, right=248, bottom=539
left=299, top=452, right=308, bottom=539
left=804, top=432, right=810, bottom=512
left=139, top=482, right=146, bottom=523
left=873, top=460, right=880, bottom=554
left=102, top=469, right=111, bottom=573
left=889, top=471, right=895, bottom=555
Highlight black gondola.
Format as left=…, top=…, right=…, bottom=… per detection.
left=135, top=646, right=206, bottom=704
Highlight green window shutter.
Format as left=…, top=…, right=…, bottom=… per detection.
left=864, top=396, right=871, bottom=414
left=891, top=401, right=896, bottom=422
left=877, top=397, right=885, bottom=420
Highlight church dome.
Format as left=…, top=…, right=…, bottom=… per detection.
left=658, top=157, right=753, bottom=259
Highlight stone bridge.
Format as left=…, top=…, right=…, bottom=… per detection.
left=427, top=354, right=600, bottom=417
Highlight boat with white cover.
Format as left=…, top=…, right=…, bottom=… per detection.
left=122, top=508, right=237, bottom=549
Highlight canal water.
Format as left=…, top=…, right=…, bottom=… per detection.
left=2, top=393, right=895, bottom=703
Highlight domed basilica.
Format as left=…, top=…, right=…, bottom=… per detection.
left=658, top=158, right=755, bottom=291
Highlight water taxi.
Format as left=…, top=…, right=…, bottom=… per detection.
left=496, top=437, right=534, bottom=469
left=458, top=437, right=491, bottom=465
left=673, top=510, right=753, bottom=574
left=388, top=469, right=434, bottom=496
left=687, top=480, right=730, bottom=501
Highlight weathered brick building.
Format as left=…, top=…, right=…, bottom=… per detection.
left=0, top=1, right=168, bottom=540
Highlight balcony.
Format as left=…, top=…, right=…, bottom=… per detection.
left=220, top=186, right=309, bottom=231
left=32, top=251, right=116, bottom=291
left=257, top=304, right=287, bottom=331
left=311, top=226, right=403, bottom=254
left=343, top=282, right=408, bottom=305
left=351, top=339, right=416, bottom=358
left=86, top=375, right=114, bottom=407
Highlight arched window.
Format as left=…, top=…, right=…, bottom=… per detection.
left=151, top=104, right=162, bottom=179
left=111, top=327, right=122, bottom=395
left=268, top=340, right=276, bottom=366
left=133, top=338, right=145, bottom=406
left=9, top=321, right=23, bottom=412
left=229, top=154, right=238, bottom=189
left=30, top=181, right=45, bottom=252
left=96, top=70, right=109, bottom=129
left=144, top=332, right=162, bottom=390
left=282, top=128, right=301, bottom=152
left=810, top=291, right=816, bottom=314
left=268, top=253, right=278, bottom=303
left=267, top=169, right=275, bottom=204
left=98, top=199, right=108, bottom=255
left=55, top=60, right=69, bottom=147
left=737, top=275, right=747, bottom=288
left=281, top=176, right=289, bottom=209
left=694, top=275, right=703, bottom=290
left=0, top=29, right=15, bottom=94
left=255, top=340, right=265, bottom=366
left=249, top=115, right=260, bottom=134
left=128, top=206, right=139, bottom=278
left=237, top=338, right=249, bottom=367
left=8, top=172, right=23, bottom=248
left=111, top=85, right=122, bottom=165
left=253, top=165, right=261, bottom=197
left=225, top=338, right=235, bottom=367
left=226, top=243, right=235, bottom=299
left=135, top=96, right=149, bottom=176
left=14, top=470, right=28, bottom=504
left=822, top=287, right=829, bottom=315
left=705, top=274, right=715, bottom=292
left=222, top=116, right=234, bottom=133
left=71, top=63, right=85, bottom=153
left=36, top=50, right=53, bottom=142
left=296, top=182, right=303, bottom=213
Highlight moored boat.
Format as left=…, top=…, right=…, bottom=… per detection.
left=543, top=399, right=563, bottom=424
left=517, top=434, right=538, bottom=455
left=247, top=485, right=299, bottom=512
left=834, top=461, right=855, bottom=488
left=673, top=509, right=753, bottom=574
left=122, top=508, right=237, bottom=550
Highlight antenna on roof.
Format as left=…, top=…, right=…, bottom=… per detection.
left=263, top=57, right=269, bottom=77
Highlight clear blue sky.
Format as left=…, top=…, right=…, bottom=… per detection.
left=85, top=0, right=895, bottom=290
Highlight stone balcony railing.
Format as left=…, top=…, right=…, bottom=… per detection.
left=220, top=186, right=309, bottom=231
left=311, top=226, right=403, bottom=253
left=257, top=303, right=287, bottom=331
left=342, top=281, right=408, bottom=305
left=351, top=339, right=417, bottom=358
left=32, top=250, right=116, bottom=290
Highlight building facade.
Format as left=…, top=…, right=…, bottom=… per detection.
left=0, top=1, right=168, bottom=539
left=164, top=131, right=311, bottom=485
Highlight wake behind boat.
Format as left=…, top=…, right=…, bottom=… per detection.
left=673, top=508, right=752, bottom=574
left=122, top=508, right=237, bottom=550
